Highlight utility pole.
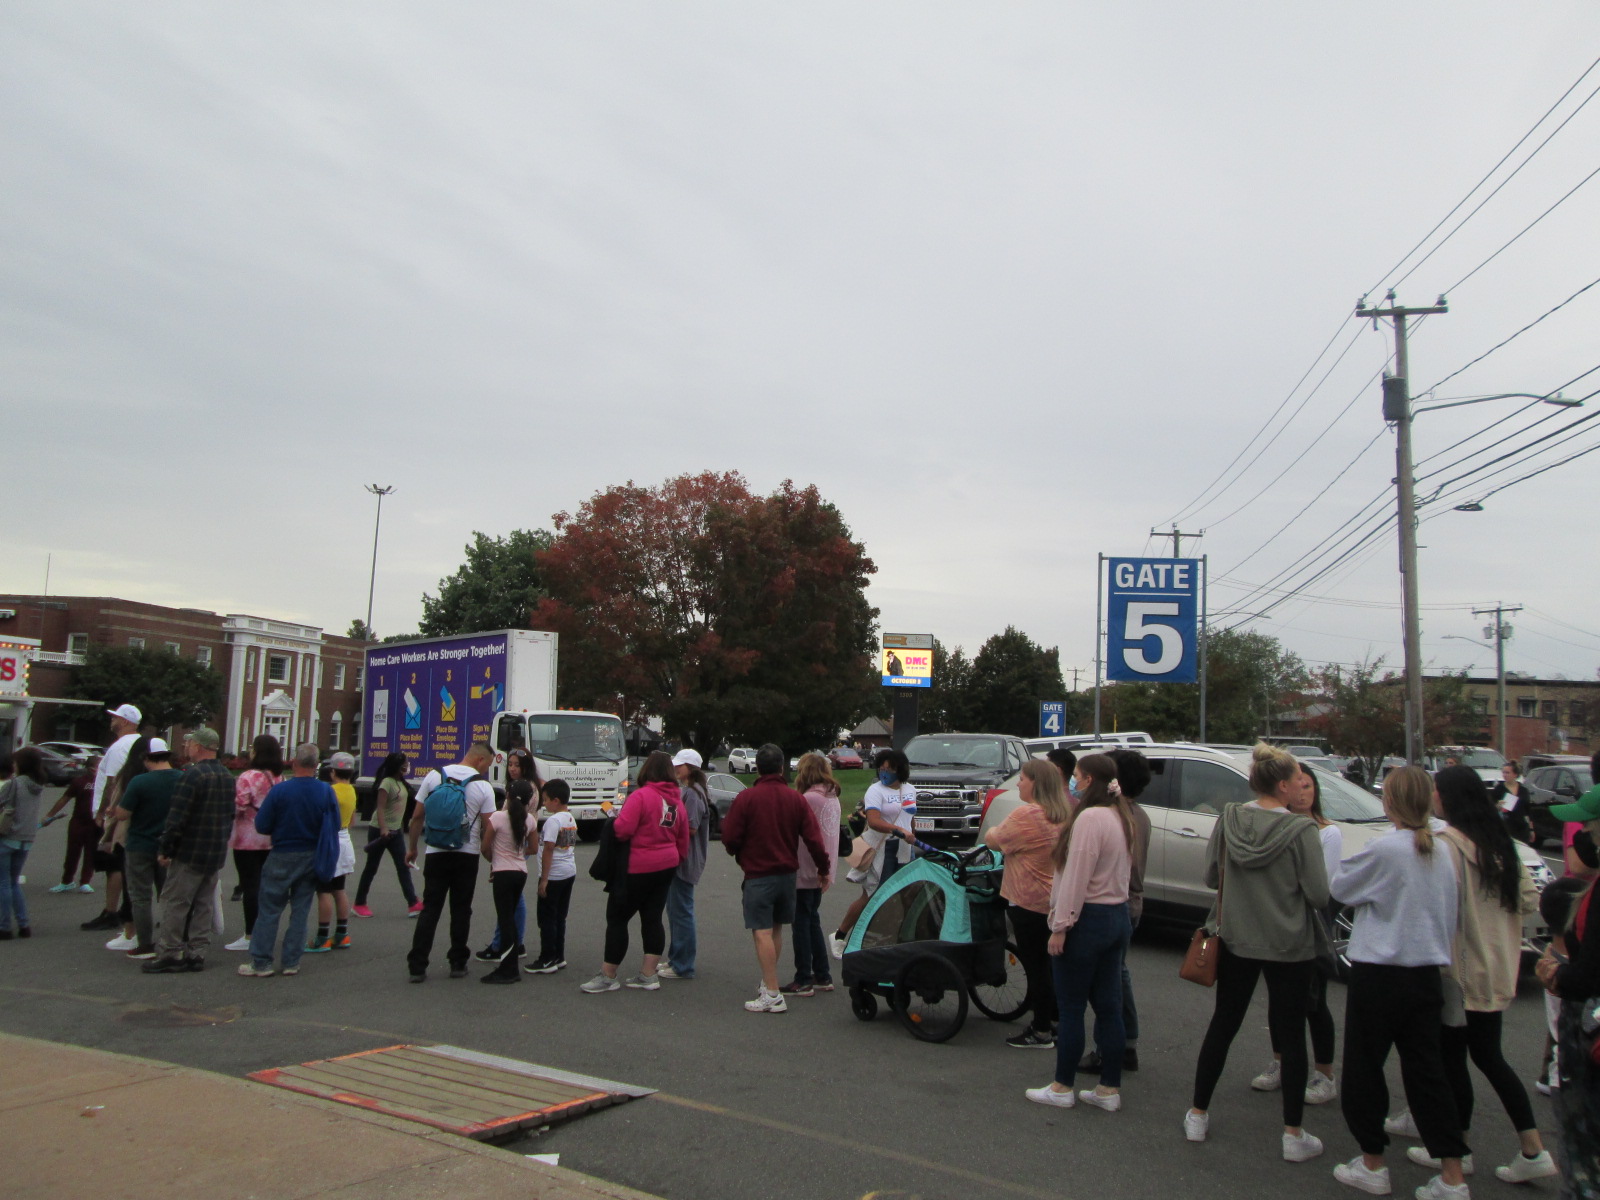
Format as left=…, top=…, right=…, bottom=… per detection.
left=1356, top=290, right=1448, bottom=765
left=1473, top=602, right=1521, bottom=757
left=1068, top=667, right=1082, bottom=692
left=364, top=484, right=395, bottom=637
left=1151, top=526, right=1203, bottom=558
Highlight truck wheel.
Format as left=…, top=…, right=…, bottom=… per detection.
left=577, top=822, right=602, bottom=844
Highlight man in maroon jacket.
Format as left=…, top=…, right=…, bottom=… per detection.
left=722, top=743, right=832, bottom=1014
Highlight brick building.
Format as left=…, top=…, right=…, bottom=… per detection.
left=1453, top=673, right=1597, bottom=760
left=0, top=596, right=369, bottom=756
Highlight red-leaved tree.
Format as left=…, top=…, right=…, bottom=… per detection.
left=530, top=472, right=879, bottom=755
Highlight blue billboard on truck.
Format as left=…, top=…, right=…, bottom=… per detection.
left=363, top=632, right=512, bottom=781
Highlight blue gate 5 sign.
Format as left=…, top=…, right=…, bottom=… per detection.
left=1040, top=701, right=1066, bottom=738
left=1106, top=558, right=1199, bottom=683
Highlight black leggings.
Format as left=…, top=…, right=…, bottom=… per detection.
left=488, top=870, right=527, bottom=975
left=1270, top=970, right=1336, bottom=1066
left=1008, top=904, right=1058, bottom=1034
left=233, top=849, right=269, bottom=934
left=1193, top=946, right=1314, bottom=1127
left=1441, top=1009, right=1536, bottom=1134
left=604, top=868, right=675, bottom=965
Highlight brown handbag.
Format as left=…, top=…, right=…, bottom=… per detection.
left=1180, top=853, right=1224, bottom=987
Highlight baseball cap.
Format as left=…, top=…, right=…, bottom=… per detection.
left=329, top=751, right=357, bottom=772
left=184, top=727, right=221, bottom=750
left=1549, top=784, right=1600, bottom=824
left=146, top=738, right=171, bottom=756
left=671, top=748, right=703, bottom=769
left=106, top=703, right=142, bottom=725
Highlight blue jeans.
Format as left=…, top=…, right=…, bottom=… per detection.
left=1051, top=902, right=1132, bottom=1089
left=0, top=840, right=30, bottom=933
left=791, top=886, right=831, bottom=985
left=249, top=850, right=318, bottom=969
left=667, top=875, right=696, bottom=975
left=486, top=894, right=526, bottom=952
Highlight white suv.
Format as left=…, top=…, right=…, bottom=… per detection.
left=727, top=747, right=759, bottom=773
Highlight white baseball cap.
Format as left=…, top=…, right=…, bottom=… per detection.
left=107, top=703, right=142, bottom=725
left=146, top=738, right=170, bottom=755
left=671, top=748, right=703, bottom=769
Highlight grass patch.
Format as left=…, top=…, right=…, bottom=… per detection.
left=729, top=767, right=873, bottom=816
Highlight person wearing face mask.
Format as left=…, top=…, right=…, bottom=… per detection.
left=829, top=748, right=918, bottom=959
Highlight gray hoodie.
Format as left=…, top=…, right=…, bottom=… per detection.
left=1203, top=803, right=1331, bottom=963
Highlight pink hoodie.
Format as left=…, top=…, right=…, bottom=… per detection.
left=613, top=779, right=689, bottom=874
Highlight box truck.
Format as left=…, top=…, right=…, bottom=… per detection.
left=361, top=629, right=628, bottom=840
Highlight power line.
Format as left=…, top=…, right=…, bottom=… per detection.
left=1464, top=436, right=1600, bottom=505
left=1426, top=275, right=1600, bottom=392
left=1445, top=161, right=1600, bottom=295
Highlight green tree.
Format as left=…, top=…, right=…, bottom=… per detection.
left=68, top=645, right=224, bottom=734
left=920, top=640, right=975, bottom=732
left=345, top=618, right=375, bottom=641
left=964, top=627, right=1067, bottom=737
left=1099, top=628, right=1305, bottom=742
left=1303, top=658, right=1476, bottom=781
left=418, top=529, right=553, bottom=637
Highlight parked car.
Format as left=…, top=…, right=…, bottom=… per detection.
left=704, top=772, right=748, bottom=838
left=1429, top=746, right=1507, bottom=792
left=727, top=747, right=758, bottom=773
left=1526, top=762, right=1596, bottom=847
left=37, top=740, right=104, bottom=765
left=34, top=746, right=83, bottom=785
left=902, top=732, right=1030, bottom=846
left=829, top=746, right=864, bottom=770
left=978, top=741, right=1555, bottom=975
left=1024, top=732, right=1153, bottom=756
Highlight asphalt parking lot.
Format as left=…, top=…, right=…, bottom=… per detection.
left=0, top=797, right=1564, bottom=1200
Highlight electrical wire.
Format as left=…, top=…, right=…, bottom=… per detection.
left=1426, top=275, right=1600, bottom=392
left=1458, top=437, right=1600, bottom=506
left=1525, top=607, right=1600, bottom=647
left=1444, top=162, right=1600, bottom=295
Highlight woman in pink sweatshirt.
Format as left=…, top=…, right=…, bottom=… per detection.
left=581, top=751, right=689, bottom=995
left=1025, top=752, right=1135, bottom=1114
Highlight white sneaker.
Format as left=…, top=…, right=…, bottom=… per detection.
left=1184, top=1109, right=1209, bottom=1142
left=1534, top=1062, right=1559, bottom=1095
left=830, top=933, right=847, bottom=960
left=237, top=962, right=274, bottom=977
left=1305, top=1072, right=1339, bottom=1105
left=1384, top=1110, right=1420, bottom=1139
left=49, top=883, right=76, bottom=893
left=624, top=973, right=660, bottom=990
left=1025, top=1085, right=1076, bottom=1108
left=1406, top=1148, right=1474, bottom=1175
left=1413, top=1175, right=1470, bottom=1200
left=1252, top=1059, right=1283, bottom=1091
left=1334, top=1156, right=1393, bottom=1195
left=224, top=936, right=252, bottom=951
left=845, top=866, right=869, bottom=884
left=579, top=973, right=620, bottom=993
left=105, top=934, right=136, bottom=951
left=744, top=988, right=788, bottom=1014
left=77, top=884, right=95, bottom=894
left=1077, top=1089, right=1122, bottom=1112
left=1284, top=1131, right=1325, bottom=1162
left=1494, top=1151, right=1557, bottom=1183
left=657, top=965, right=685, bottom=980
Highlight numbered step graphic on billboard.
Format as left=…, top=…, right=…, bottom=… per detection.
left=1106, top=557, right=1199, bottom=683
left=363, top=632, right=512, bottom=777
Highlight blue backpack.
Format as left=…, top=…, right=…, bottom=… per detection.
left=422, top=770, right=481, bottom=850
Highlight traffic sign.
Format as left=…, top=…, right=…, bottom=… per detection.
left=1106, top=557, right=1199, bottom=683
left=1039, top=701, right=1065, bottom=738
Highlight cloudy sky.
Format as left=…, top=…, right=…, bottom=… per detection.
left=6, top=3, right=1599, bottom=689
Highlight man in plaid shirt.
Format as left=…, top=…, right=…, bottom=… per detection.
left=147, top=727, right=236, bottom=973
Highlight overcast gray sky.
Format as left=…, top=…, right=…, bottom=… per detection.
left=6, top=3, right=1599, bottom=690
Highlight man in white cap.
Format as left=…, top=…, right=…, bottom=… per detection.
left=660, top=747, right=711, bottom=981
left=80, top=703, right=143, bottom=933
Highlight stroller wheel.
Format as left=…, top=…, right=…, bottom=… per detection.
left=849, top=986, right=878, bottom=1021
left=893, top=952, right=968, bottom=1043
left=969, top=940, right=1030, bottom=1022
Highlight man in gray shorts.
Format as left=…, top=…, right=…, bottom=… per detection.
left=721, top=744, right=832, bottom=1014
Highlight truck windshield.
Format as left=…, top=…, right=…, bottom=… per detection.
left=526, top=715, right=626, bottom=763
left=904, top=736, right=1003, bottom=770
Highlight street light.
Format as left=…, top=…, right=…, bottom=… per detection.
left=1411, top=391, right=1583, bottom=416
left=364, top=485, right=394, bottom=638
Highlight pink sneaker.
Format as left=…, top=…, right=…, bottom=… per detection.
left=407, top=900, right=424, bottom=916
left=352, top=905, right=374, bottom=918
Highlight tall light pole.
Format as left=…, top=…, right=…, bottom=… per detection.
left=364, top=484, right=394, bottom=637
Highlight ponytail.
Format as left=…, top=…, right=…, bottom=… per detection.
left=1383, top=765, right=1435, bottom=857
left=507, top=784, right=529, bottom=851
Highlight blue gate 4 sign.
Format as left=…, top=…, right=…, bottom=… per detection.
left=1040, top=701, right=1066, bottom=738
left=1106, top=557, right=1199, bottom=683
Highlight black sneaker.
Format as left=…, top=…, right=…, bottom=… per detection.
left=1008, top=1028, right=1056, bottom=1049
left=81, top=911, right=119, bottom=932
left=183, top=957, right=205, bottom=972
left=409, top=971, right=426, bottom=983
left=524, top=958, right=558, bottom=974
left=1079, top=1049, right=1103, bottom=1072
left=474, top=945, right=500, bottom=961
left=449, top=966, right=469, bottom=979
left=481, top=970, right=520, bottom=984
left=141, top=957, right=186, bottom=974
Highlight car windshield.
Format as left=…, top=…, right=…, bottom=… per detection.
left=1457, top=749, right=1507, bottom=770
left=904, top=737, right=1003, bottom=769
left=524, top=715, right=626, bottom=763
left=1312, top=768, right=1387, bottom=822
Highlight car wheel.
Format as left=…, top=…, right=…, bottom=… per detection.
left=1329, top=906, right=1354, bottom=983
left=577, top=822, right=602, bottom=844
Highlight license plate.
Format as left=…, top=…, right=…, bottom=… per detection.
left=913, top=817, right=934, bottom=831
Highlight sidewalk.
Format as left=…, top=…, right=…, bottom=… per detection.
left=1, top=1032, right=661, bottom=1200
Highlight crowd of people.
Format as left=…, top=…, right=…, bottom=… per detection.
left=2, top=707, right=1598, bottom=1198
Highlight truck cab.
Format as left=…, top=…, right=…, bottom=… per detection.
left=493, top=709, right=628, bottom=841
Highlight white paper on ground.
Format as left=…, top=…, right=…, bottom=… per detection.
left=525, top=1154, right=560, bottom=1166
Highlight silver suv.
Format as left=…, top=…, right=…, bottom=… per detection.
left=979, top=742, right=1554, bottom=972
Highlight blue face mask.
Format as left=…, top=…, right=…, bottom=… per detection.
left=1067, top=776, right=1081, bottom=798
left=878, top=770, right=897, bottom=787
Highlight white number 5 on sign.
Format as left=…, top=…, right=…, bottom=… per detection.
left=1122, top=602, right=1183, bottom=674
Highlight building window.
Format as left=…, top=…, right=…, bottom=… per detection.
left=68, top=632, right=89, bottom=655
left=356, top=667, right=364, bottom=691
left=1542, top=700, right=1559, bottom=723
left=1574, top=701, right=1589, bottom=726
left=196, top=646, right=212, bottom=667
left=246, top=651, right=255, bottom=683
left=1471, top=697, right=1489, bottom=715
left=334, top=663, right=346, bottom=690
left=1517, top=697, right=1537, bottom=718
left=267, top=653, right=291, bottom=684
left=317, top=659, right=325, bottom=687
left=330, top=711, right=344, bottom=750
left=165, top=641, right=181, bottom=655
left=128, top=636, right=145, bottom=650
